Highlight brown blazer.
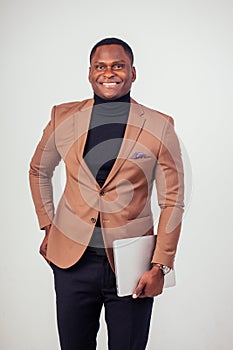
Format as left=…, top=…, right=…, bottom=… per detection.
left=29, top=98, right=184, bottom=271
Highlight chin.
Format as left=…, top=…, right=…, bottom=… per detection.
left=104, top=95, right=118, bottom=100
left=100, top=93, right=119, bottom=100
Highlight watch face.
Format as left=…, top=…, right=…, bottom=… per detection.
left=162, top=266, right=171, bottom=275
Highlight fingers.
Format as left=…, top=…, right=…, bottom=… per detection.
left=134, top=287, right=162, bottom=299
left=39, top=247, right=47, bottom=259
left=39, top=242, right=51, bottom=265
left=132, top=270, right=164, bottom=299
left=39, top=235, right=48, bottom=259
left=132, top=279, right=146, bottom=299
left=39, top=242, right=47, bottom=257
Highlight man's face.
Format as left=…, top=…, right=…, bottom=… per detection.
left=88, top=44, right=136, bottom=100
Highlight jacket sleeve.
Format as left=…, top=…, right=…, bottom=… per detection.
left=152, top=116, right=184, bottom=268
left=29, top=106, right=61, bottom=229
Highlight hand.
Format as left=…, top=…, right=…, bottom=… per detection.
left=39, top=225, right=51, bottom=262
left=132, top=265, right=164, bottom=299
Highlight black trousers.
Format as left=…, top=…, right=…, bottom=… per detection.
left=51, top=247, right=154, bottom=350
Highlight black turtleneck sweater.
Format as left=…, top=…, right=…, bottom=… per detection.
left=83, top=92, right=131, bottom=248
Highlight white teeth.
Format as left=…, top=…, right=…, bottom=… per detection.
left=102, top=83, right=118, bottom=86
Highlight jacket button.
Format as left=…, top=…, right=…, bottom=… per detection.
left=90, top=217, right=97, bottom=223
left=100, top=190, right=105, bottom=196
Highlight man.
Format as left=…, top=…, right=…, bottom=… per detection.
left=29, top=37, right=184, bottom=350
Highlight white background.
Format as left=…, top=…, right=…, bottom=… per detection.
left=1, top=0, right=233, bottom=349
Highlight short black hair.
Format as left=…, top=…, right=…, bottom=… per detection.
left=90, top=37, right=134, bottom=65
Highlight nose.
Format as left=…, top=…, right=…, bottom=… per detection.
left=104, top=66, right=115, bottom=78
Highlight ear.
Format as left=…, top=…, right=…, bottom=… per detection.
left=132, top=66, right=136, bottom=82
left=88, top=66, right=91, bottom=82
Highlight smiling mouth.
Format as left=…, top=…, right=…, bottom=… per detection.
left=99, top=82, right=121, bottom=87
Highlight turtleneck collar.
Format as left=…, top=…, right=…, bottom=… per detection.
left=94, top=92, right=130, bottom=105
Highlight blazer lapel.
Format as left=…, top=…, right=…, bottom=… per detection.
left=103, top=99, right=145, bottom=188
left=74, top=98, right=98, bottom=184
left=74, top=98, right=145, bottom=188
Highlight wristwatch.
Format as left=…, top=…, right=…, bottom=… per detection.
left=152, top=263, right=171, bottom=275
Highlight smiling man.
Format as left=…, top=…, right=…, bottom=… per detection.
left=88, top=42, right=136, bottom=100
left=29, top=37, right=184, bottom=350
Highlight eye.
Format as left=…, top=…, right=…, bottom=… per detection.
left=112, top=64, right=124, bottom=70
left=95, top=65, right=105, bottom=70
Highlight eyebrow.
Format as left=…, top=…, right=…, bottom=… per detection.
left=93, top=60, right=126, bottom=65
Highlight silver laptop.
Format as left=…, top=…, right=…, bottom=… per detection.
left=113, top=235, right=176, bottom=297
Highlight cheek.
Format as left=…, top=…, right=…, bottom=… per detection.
left=90, top=74, right=101, bottom=84
left=89, top=70, right=97, bottom=81
left=89, top=77, right=98, bottom=88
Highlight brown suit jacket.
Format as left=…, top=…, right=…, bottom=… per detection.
left=29, top=98, right=184, bottom=271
